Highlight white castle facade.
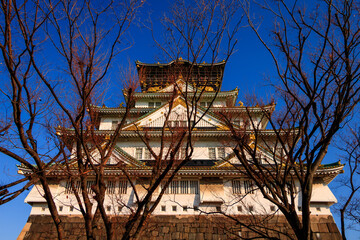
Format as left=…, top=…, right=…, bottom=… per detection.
left=19, top=59, right=343, bottom=235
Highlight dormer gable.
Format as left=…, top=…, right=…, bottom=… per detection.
left=123, top=96, right=229, bottom=131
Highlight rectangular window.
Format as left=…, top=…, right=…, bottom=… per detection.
left=209, top=148, right=216, bottom=159
left=106, top=181, right=116, bottom=194
left=232, top=180, right=242, bottom=194
left=87, top=180, right=95, bottom=195
left=172, top=206, right=177, bottom=212
left=249, top=206, right=254, bottom=212
left=59, top=206, right=63, bottom=212
left=111, top=121, right=118, bottom=130
left=244, top=180, right=255, bottom=194
left=164, top=180, right=199, bottom=195
left=180, top=121, right=187, bottom=127
left=70, top=206, right=74, bottom=212
left=119, top=181, right=128, bottom=194
left=107, top=206, right=111, bottom=212
left=144, top=148, right=151, bottom=159
left=237, top=206, right=242, bottom=212
left=161, top=206, right=166, bottom=212
left=180, top=148, right=187, bottom=159
left=270, top=206, right=276, bottom=212
left=218, top=147, right=225, bottom=159
left=65, top=181, right=81, bottom=194
left=148, top=102, right=161, bottom=108
left=135, top=148, right=143, bottom=160
left=180, top=180, right=189, bottom=194
left=118, top=206, right=123, bottom=212
left=216, top=206, right=221, bottom=212
left=233, top=119, right=241, bottom=126
left=183, top=206, right=188, bottom=212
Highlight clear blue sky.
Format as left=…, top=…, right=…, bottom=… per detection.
left=0, top=1, right=358, bottom=239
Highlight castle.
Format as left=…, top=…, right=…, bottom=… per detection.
left=18, top=59, right=343, bottom=239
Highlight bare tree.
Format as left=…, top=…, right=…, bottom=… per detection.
left=117, top=1, right=243, bottom=239
left=0, top=0, right=142, bottom=239
left=335, top=126, right=360, bottom=240
left=217, top=0, right=360, bottom=239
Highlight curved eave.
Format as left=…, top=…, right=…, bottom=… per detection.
left=135, top=60, right=226, bottom=68
left=91, top=102, right=276, bottom=117
left=57, top=129, right=294, bottom=138
left=128, top=90, right=238, bottom=99
left=18, top=163, right=344, bottom=179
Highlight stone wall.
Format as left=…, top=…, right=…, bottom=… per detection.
left=18, top=214, right=341, bottom=240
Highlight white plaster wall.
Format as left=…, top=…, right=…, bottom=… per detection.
left=26, top=177, right=334, bottom=216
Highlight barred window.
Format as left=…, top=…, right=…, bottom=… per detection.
left=135, top=148, right=143, bottom=160
left=164, top=180, right=199, bottom=194
left=209, top=148, right=216, bottom=159
left=218, top=147, right=225, bottom=159
left=111, top=121, right=118, bottom=130
left=244, top=180, right=255, bottom=194
left=87, top=180, right=96, bottom=194
left=119, top=181, right=128, bottom=194
left=65, top=181, right=81, bottom=194
left=106, top=181, right=116, bottom=194
left=144, top=148, right=151, bottom=159
left=232, top=180, right=242, bottom=194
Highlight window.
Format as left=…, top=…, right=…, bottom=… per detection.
left=270, top=206, right=276, bottom=212
left=59, top=206, right=63, bottom=212
left=216, top=206, right=221, bottom=212
left=209, top=148, right=216, bottom=159
left=200, top=102, right=212, bottom=107
left=232, top=180, right=242, bottom=194
left=65, top=181, right=81, bottom=194
left=111, top=121, right=118, bottom=130
left=168, top=121, right=188, bottom=128
left=218, top=147, right=225, bottom=159
left=164, top=180, right=199, bottom=194
left=172, top=206, right=177, bottom=212
left=87, top=180, right=95, bottom=194
left=249, top=206, right=254, bottom=212
left=148, top=102, right=161, bottom=108
left=194, top=206, right=199, bottom=211
left=70, top=206, right=74, bottom=212
left=144, top=148, right=151, bottom=159
left=41, top=207, right=46, bottom=212
left=237, top=206, right=242, bottom=212
left=244, top=180, right=255, bottom=194
left=135, top=148, right=143, bottom=160
left=106, top=181, right=116, bottom=194
left=183, top=206, right=188, bottom=212
left=161, top=206, right=166, bottom=212
left=107, top=206, right=111, bottom=212
left=233, top=119, right=241, bottom=126
left=118, top=206, right=123, bottom=212
left=119, top=181, right=128, bottom=194
left=316, top=207, right=321, bottom=212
